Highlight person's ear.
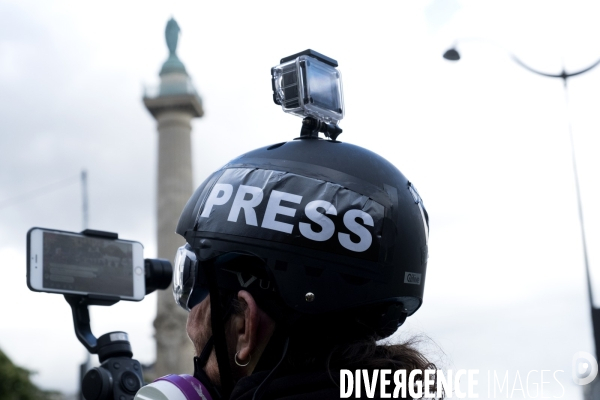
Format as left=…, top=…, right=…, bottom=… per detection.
left=234, top=290, right=258, bottom=363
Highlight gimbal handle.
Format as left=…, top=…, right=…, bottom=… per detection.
left=64, top=294, right=121, bottom=356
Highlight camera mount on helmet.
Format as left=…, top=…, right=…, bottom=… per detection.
left=300, top=117, right=343, bottom=140
left=271, top=49, right=344, bottom=140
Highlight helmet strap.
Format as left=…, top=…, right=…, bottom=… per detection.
left=193, top=336, right=222, bottom=400
left=197, top=335, right=214, bottom=368
left=204, top=261, right=236, bottom=399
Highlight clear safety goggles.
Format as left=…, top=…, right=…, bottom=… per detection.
left=173, top=244, right=208, bottom=312
left=173, top=243, right=270, bottom=312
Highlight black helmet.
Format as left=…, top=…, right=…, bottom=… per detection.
left=174, top=51, right=430, bottom=399
left=175, top=137, right=429, bottom=328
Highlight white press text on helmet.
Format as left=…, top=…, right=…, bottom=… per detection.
left=200, top=183, right=374, bottom=253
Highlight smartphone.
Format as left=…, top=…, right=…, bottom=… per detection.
left=27, top=228, right=145, bottom=301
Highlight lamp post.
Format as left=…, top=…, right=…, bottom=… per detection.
left=443, top=42, right=600, bottom=394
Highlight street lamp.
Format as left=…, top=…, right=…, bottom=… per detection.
left=444, top=45, right=600, bottom=84
left=443, top=42, right=600, bottom=364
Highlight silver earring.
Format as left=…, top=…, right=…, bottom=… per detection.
left=234, top=351, right=251, bottom=367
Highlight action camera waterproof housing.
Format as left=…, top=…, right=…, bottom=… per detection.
left=271, top=49, right=344, bottom=124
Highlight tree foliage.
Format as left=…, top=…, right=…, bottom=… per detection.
left=0, top=347, right=60, bottom=400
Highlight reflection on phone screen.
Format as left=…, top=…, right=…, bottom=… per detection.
left=43, top=232, right=133, bottom=297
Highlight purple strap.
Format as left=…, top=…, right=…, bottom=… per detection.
left=155, top=374, right=213, bottom=400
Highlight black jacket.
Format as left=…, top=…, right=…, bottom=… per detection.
left=231, top=368, right=341, bottom=400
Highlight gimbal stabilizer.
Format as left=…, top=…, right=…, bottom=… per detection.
left=65, top=230, right=173, bottom=400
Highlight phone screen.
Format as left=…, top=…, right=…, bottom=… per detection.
left=42, top=231, right=134, bottom=297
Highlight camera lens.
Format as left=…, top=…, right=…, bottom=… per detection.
left=120, top=371, right=141, bottom=394
left=82, top=368, right=112, bottom=400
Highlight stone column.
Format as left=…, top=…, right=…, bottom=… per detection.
left=154, top=110, right=195, bottom=377
left=143, top=18, right=203, bottom=378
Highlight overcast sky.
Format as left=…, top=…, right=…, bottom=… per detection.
left=2, top=0, right=600, bottom=397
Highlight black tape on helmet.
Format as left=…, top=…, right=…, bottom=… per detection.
left=177, top=138, right=429, bottom=327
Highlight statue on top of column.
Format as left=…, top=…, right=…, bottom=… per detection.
left=165, top=18, right=180, bottom=56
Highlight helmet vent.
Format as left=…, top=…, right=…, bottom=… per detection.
left=267, top=142, right=287, bottom=150
left=304, top=266, right=325, bottom=277
left=340, top=273, right=370, bottom=286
